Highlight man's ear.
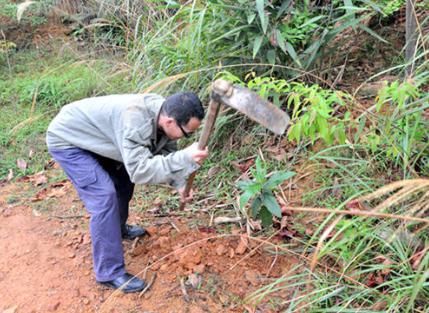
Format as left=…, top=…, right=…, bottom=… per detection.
left=165, top=116, right=175, bottom=125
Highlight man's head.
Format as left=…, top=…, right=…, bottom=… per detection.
left=158, top=92, right=204, bottom=140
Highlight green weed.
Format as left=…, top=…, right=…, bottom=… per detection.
left=237, top=157, right=295, bottom=227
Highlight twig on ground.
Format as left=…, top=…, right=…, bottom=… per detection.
left=139, top=272, right=157, bottom=298
left=180, top=277, right=190, bottom=302
left=285, top=206, right=429, bottom=224
left=266, top=245, right=279, bottom=277
left=50, top=215, right=84, bottom=219
left=214, top=216, right=244, bottom=225
left=169, top=220, right=180, bottom=232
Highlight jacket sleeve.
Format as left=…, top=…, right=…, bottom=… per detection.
left=120, top=116, right=199, bottom=187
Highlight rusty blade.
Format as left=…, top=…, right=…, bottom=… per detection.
left=212, top=84, right=290, bottom=135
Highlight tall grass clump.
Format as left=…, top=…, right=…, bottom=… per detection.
left=127, top=0, right=397, bottom=92
left=0, top=50, right=133, bottom=180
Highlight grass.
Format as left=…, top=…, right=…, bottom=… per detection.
left=0, top=45, right=134, bottom=180
left=1, top=1, right=428, bottom=311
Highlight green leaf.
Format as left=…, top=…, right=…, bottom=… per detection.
left=240, top=190, right=254, bottom=209
left=276, top=0, right=293, bottom=19
left=253, top=156, right=267, bottom=182
left=276, top=29, right=287, bottom=54
left=247, top=13, right=256, bottom=24
left=343, top=0, right=355, bottom=19
left=256, top=0, right=267, bottom=34
left=251, top=197, right=262, bottom=218
left=358, top=24, right=387, bottom=43
left=253, top=35, right=264, bottom=59
left=262, top=192, right=282, bottom=218
left=259, top=207, right=273, bottom=228
left=266, top=49, right=276, bottom=64
left=284, top=41, right=302, bottom=67
left=264, top=171, right=296, bottom=189
left=299, top=15, right=325, bottom=29
left=236, top=180, right=253, bottom=190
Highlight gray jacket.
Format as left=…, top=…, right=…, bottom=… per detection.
left=46, top=94, right=199, bottom=188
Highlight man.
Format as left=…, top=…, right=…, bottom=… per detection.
left=46, top=92, right=208, bottom=293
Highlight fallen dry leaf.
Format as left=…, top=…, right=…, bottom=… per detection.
left=30, top=172, right=48, bottom=186
left=235, top=235, right=249, bottom=255
left=198, top=226, right=216, bottom=233
left=265, top=146, right=287, bottom=161
left=231, top=158, right=254, bottom=173
left=7, top=169, right=14, bottom=181
left=214, top=216, right=243, bottom=225
left=410, top=247, right=428, bottom=270
left=2, top=305, right=18, bottom=313
left=16, top=158, right=27, bottom=170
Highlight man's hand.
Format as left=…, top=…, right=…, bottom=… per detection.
left=178, top=186, right=194, bottom=203
left=185, top=142, right=209, bottom=164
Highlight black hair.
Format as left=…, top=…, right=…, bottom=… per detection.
left=161, top=92, right=204, bottom=126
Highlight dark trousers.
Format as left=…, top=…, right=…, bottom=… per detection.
left=49, top=148, right=134, bottom=281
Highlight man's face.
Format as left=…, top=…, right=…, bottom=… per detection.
left=164, top=116, right=201, bottom=140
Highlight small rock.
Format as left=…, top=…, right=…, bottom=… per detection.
left=83, top=298, right=90, bottom=305
left=84, top=270, right=91, bottom=276
left=228, top=248, right=235, bottom=258
left=74, top=288, right=80, bottom=297
left=159, top=263, right=169, bottom=272
left=177, top=248, right=202, bottom=267
left=245, top=270, right=260, bottom=286
left=159, top=226, right=172, bottom=236
left=82, top=234, right=91, bottom=245
left=68, top=253, right=76, bottom=259
left=129, top=245, right=146, bottom=257
left=145, top=226, right=158, bottom=236
left=193, top=264, right=205, bottom=274
left=235, top=235, right=248, bottom=255
left=48, top=301, right=61, bottom=311
left=151, top=262, right=161, bottom=270
left=215, top=244, right=226, bottom=256
left=156, top=236, right=170, bottom=249
left=2, top=208, right=12, bottom=217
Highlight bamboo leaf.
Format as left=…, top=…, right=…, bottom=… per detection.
left=285, top=42, right=302, bottom=67
left=276, top=0, right=293, bottom=19
left=256, top=0, right=268, bottom=34
left=253, top=35, right=264, bottom=58
left=358, top=24, right=388, bottom=43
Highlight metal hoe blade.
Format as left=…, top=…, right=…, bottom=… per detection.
left=212, top=81, right=290, bottom=135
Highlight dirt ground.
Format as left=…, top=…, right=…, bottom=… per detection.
left=0, top=166, right=299, bottom=313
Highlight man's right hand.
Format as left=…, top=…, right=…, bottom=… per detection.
left=185, top=142, right=209, bottom=164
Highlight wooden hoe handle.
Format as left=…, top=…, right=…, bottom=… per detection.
left=178, top=99, right=220, bottom=210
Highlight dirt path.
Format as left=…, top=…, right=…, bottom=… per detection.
left=0, top=172, right=296, bottom=313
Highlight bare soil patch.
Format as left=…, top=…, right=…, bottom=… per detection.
left=0, top=168, right=298, bottom=313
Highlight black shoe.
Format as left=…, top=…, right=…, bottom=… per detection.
left=121, top=224, right=146, bottom=240
left=98, top=273, right=146, bottom=293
